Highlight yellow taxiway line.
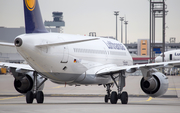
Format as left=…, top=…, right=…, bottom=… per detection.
left=52, top=86, right=64, bottom=89
left=0, top=96, right=24, bottom=101
left=146, top=97, right=153, bottom=101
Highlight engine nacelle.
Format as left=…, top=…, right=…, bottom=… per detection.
left=14, top=72, right=45, bottom=94
left=140, top=72, right=168, bottom=97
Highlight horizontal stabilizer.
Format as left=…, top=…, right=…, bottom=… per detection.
left=35, top=38, right=99, bottom=47
left=0, top=42, right=15, bottom=47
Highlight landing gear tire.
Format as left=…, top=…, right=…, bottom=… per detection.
left=121, top=91, right=128, bottom=104
left=26, top=91, right=34, bottom=104
left=110, top=91, right=118, bottom=104
left=104, top=95, right=109, bottom=103
left=36, top=91, right=44, bottom=104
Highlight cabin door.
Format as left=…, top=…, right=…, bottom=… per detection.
left=170, top=54, right=172, bottom=60
left=61, top=46, right=69, bottom=63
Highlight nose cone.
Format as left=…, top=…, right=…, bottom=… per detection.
left=155, top=56, right=162, bottom=62
left=14, top=38, right=23, bottom=47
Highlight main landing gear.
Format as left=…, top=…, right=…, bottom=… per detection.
left=104, top=71, right=128, bottom=104
left=26, top=72, right=47, bottom=104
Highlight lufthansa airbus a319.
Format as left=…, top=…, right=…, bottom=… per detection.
left=1, top=0, right=180, bottom=104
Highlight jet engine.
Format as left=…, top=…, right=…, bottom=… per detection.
left=140, top=72, right=168, bottom=97
left=14, top=71, right=45, bottom=94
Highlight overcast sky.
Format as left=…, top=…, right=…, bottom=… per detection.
left=0, top=0, right=180, bottom=43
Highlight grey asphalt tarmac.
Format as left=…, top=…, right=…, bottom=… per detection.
left=0, top=74, right=180, bottom=113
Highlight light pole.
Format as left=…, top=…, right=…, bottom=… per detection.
left=124, top=21, right=128, bottom=44
left=120, top=17, right=124, bottom=43
left=114, top=11, right=119, bottom=40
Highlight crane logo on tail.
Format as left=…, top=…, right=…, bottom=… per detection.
left=25, top=0, right=36, bottom=11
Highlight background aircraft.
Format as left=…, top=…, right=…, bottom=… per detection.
left=155, top=49, right=180, bottom=62
left=155, top=50, right=180, bottom=75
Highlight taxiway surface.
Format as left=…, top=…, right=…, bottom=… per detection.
left=0, top=74, right=180, bottom=113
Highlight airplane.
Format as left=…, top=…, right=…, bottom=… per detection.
left=0, top=0, right=180, bottom=104
left=155, top=49, right=180, bottom=62
left=155, top=50, right=180, bottom=75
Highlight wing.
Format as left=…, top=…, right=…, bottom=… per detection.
left=0, top=62, right=34, bottom=71
left=96, top=61, right=180, bottom=76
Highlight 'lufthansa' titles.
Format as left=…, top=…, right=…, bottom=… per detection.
left=175, top=52, right=180, bottom=56
left=103, top=41, right=125, bottom=50
left=25, top=0, right=36, bottom=11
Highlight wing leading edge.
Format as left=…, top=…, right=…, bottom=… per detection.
left=96, top=61, right=180, bottom=76
left=0, top=62, right=34, bottom=71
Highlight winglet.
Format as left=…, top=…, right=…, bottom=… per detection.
left=23, top=0, right=48, bottom=33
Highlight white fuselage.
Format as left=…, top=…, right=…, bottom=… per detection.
left=155, top=50, right=180, bottom=62
left=15, top=33, right=133, bottom=85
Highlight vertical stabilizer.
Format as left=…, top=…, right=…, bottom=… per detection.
left=23, top=0, right=48, bottom=33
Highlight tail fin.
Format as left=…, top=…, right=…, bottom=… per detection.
left=23, top=0, right=48, bottom=33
